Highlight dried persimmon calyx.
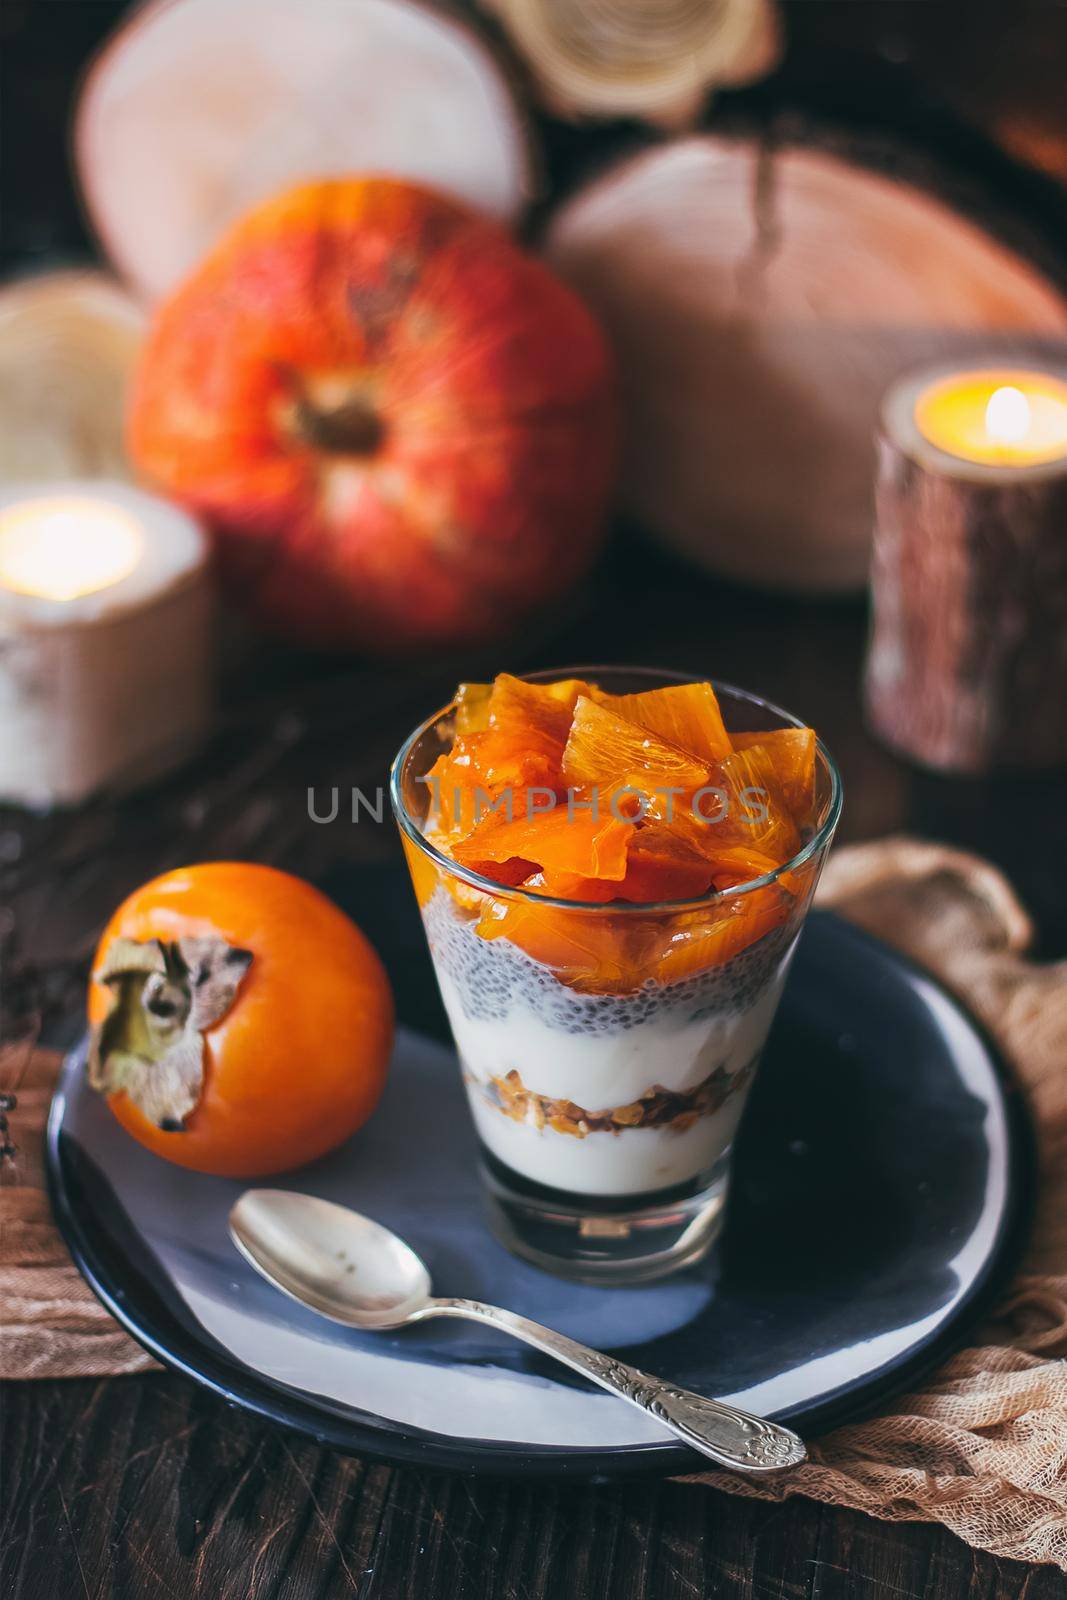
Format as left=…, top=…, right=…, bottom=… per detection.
left=87, top=936, right=252, bottom=1130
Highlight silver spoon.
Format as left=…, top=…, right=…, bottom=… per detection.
left=229, top=1189, right=805, bottom=1473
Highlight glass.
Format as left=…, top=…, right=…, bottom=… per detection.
left=391, top=667, right=842, bottom=1284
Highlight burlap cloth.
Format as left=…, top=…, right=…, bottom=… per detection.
left=2, top=839, right=1065, bottom=1566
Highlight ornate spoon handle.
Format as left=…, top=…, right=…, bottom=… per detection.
left=428, top=1298, right=805, bottom=1472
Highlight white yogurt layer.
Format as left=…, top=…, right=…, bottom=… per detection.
left=437, top=969, right=783, bottom=1105
left=435, top=962, right=789, bottom=1197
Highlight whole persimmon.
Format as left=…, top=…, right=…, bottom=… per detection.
left=127, top=177, right=617, bottom=653
left=87, top=863, right=394, bottom=1176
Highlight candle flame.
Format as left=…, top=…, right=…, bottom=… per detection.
left=984, top=386, right=1031, bottom=447
left=0, top=497, right=142, bottom=602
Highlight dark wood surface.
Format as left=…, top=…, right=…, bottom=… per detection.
left=5, top=1371, right=1064, bottom=1600
left=3, top=548, right=1066, bottom=1600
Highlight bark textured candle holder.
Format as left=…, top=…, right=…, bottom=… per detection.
left=865, top=361, right=1067, bottom=774
left=0, top=480, right=213, bottom=807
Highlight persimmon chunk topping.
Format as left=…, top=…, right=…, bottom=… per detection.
left=419, top=675, right=821, bottom=987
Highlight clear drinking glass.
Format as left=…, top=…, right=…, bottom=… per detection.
left=391, top=667, right=842, bottom=1283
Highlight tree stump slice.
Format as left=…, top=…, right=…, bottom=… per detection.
left=545, top=137, right=1067, bottom=593
left=75, top=0, right=536, bottom=301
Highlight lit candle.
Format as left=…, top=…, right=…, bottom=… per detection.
left=866, top=359, right=1067, bottom=773
left=0, top=481, right=213, bottom=806
left=0, top=496, right=143, bottom=601
left=912, top=368, right=1067, bottom=469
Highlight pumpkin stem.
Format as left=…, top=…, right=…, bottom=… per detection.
left=295, top=395, right=384, bottom=456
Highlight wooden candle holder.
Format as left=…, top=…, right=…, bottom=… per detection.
left=865, top=362, right=1067, bottom=774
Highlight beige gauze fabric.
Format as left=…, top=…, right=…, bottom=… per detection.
left=2, top=838, right=1065, bottom=1564
left=685, top=838, right=1067, bottom=1570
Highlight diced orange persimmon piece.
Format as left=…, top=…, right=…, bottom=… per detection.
left=689, top=744, right=801, bottom=865
left=470, top=857, right=540, bottom=890
left=538, top=836, right=716, bottom=904
left=731, top=727, right=816, bottom=819
left=598, top=683, right=732, bottom=763
left=595, top=823, right=721, bottom=901
left=527, top=870, right=621, bottom=904
left=454, top=805, right=633, bottom=882
left=487, top=673, right=594, bottom=745
left=475, top=896, right=637, bottom=992
left=696, top=843, right=783, bottom=890
left=454, top=682, right=492, bottom=734
left=470, top=725, right=561, bottom=792
left=648, top=886, right=789, bottom=985
left=623, top=833, right=718, bottom=900
left=446, top=675, right=593, bottom=807
left=563, top=696, right=708, bottom=799
left=426, top=725, right=560, bottom=840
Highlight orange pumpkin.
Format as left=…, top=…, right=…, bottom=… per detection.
left=127, top=179, right=616, bottom=653
left=87, top=863, right=394, bottom=1176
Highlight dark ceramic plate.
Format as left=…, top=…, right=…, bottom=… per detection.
left=47, top=863, right=1033, bottom=1477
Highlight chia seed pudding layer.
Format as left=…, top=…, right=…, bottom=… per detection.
left=422, top=887, right=797, bottom=1034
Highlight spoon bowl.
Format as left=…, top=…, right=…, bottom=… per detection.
left=230, top=1190, right=433, bottom=1330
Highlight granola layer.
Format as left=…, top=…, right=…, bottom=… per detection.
left=483, top=1057, right=757, bottom=1139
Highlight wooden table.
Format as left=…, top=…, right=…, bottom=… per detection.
left=2, top=547, right=1065, bottom=1600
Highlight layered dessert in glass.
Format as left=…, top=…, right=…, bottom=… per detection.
left=391, top=668, right=841, bottom=1281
